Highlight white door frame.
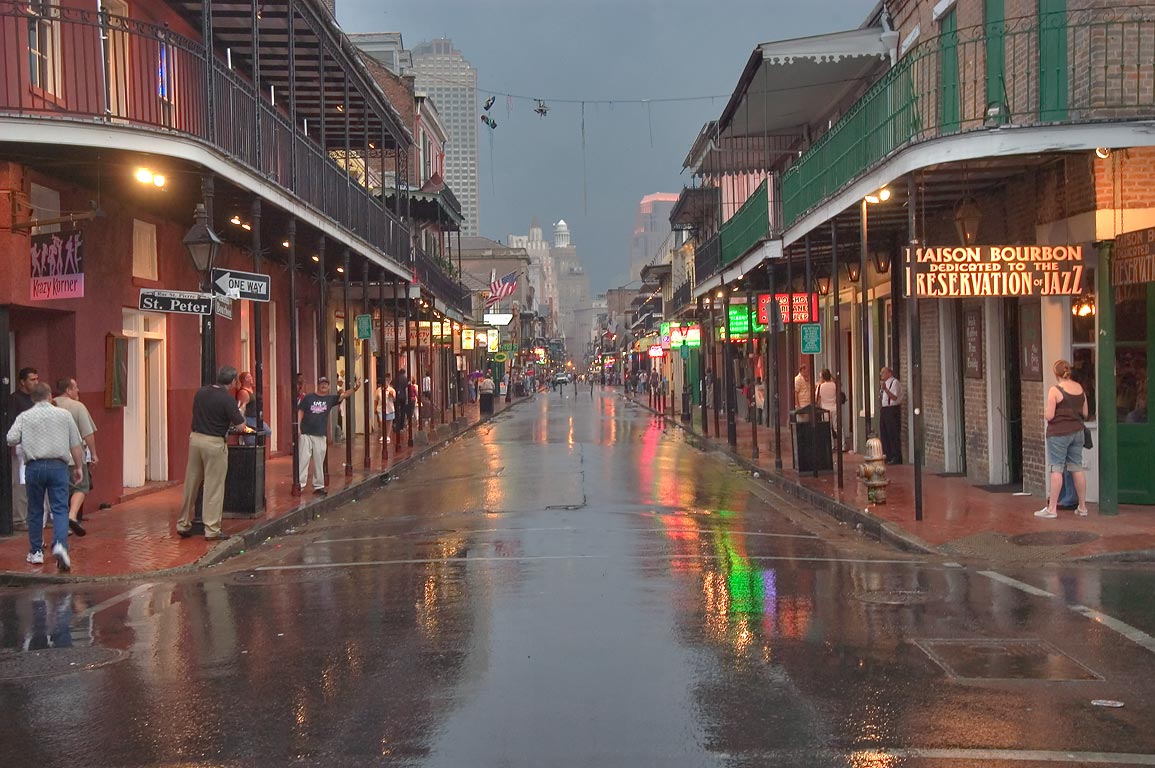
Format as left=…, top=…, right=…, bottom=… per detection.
left=122, top=309, right=168, bottom=487
left=985, top=298, right=1009, bottom=485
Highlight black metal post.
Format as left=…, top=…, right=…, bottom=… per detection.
left=699, top=299, right=708, bottom=436
left=251, top=198, right=264, bottom=448
left=317, top=236, right=328, bottom=485
left=747, top=289, right=759, bottom=458
left=831, top=221, right=844, bottom=489
left=860, top=199, right=873, bottom=440
left=405, top=283, right=413, bottom=446
left=805, top=234, right=818, bottom=478
left=362, top=259, right=371, bottom=469
left=769, top=264, right=782, bottom=470
left=908, top=175, right=924, bottom=521
left=379, top=267, right=388, bottom=461
left=288, top=220, right=301, bottom=496
left=342, top=249, right=353, bottom=476
left=0, top=307, right=11, bottom=536
left=200, top=175, right=217, bottom=387
left=722, top=280, right=737, bottom=448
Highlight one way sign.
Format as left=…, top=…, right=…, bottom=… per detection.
left=211, top=268, right=270, bottom=302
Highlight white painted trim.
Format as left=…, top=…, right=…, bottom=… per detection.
left=900, top=24, right=921, bottom=56
left=932, top=0, right=958, bottom=22
left=783, top=121, right=1155, bottom=249
left=939, top=303, right=964, bottom=473
left=985, top=298, right=1009, bottom=485
left=0, top=119, right=413, bottom=281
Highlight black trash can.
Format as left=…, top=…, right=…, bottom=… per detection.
left=790, top=404, right=833, bottom=472
left=479, top=391, right=495, bottom=415
left=681, top=391, right=692, bottom=421
left=223, top=444, right=265, bottom=517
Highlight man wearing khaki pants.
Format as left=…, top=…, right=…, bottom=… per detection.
left=176, top=366, right=247, bottom=540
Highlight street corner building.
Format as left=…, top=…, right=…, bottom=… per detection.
left=662, top=0, right=1155, bottom=514
left=0, top=0, right=474, bottom=532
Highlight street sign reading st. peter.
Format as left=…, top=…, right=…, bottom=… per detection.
left=139, top=289, right=214, bottom=315
left=211, top=268, right=271, bottom=302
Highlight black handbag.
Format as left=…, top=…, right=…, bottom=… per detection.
left=1084, top=427, right=1093, bottom=449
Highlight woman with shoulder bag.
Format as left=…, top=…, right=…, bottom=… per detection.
left=1037, top=359, right=1089, bottom=519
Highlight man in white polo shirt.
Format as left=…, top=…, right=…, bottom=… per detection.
left=7, top=383, right=84, bottom=571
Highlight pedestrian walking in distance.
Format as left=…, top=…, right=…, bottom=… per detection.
left=297, top=375, right=360, bottom=495
left=53, top=377, right=99, bottom=537
left=7, top=382, right=84, bottom=571
left=8, top=366, right=38, bottom=530
left=177, top=366, right=249, bottom=540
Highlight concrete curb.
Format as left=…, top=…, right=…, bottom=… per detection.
left=0, top=397, right=533, bottom=586
left=626, top=394, right=1155, bottom=563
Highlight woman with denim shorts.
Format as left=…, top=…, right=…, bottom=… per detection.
left=1036, top=359, right=1089, bottom=519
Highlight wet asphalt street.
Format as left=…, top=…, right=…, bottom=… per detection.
left=2, top=387, right=1155, bottom=767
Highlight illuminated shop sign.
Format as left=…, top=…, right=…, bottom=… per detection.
left=1113, top=226, right=1155, bottom=287
left=462, top=329, right=475, bottom=350
left=726, top=304, right=766, bottom=338
left=756, top=293, right=818, bottom=326
left=648, top=344, right=664, bottom=358
left=660, top=322, right=702, bottom=348
left=904, top=245, right=1085, bottom=298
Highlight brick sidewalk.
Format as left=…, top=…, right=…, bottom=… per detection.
left=0, top=396, right=520, bottom=580
left=625, top=389, right=1155, bottom=561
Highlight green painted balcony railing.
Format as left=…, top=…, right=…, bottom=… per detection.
left=781, top=7, right=1155, bottom=229
left=720, top=179, right=769, bottom=266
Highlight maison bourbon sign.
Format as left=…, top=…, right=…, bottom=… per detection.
left=904, top=245, right=1085, bottom=298
left=1112, top=226, right=1155, bottom=287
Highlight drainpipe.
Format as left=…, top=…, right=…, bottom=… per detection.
left=880, top=7, right=900, bottom=67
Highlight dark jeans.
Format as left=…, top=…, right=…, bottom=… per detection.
left=880, top=405, right=903, bottom=463
left=26, top=459, right=69, bottom=554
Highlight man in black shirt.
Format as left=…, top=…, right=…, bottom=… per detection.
left=297, top=375, right=359, bottom=495
left=393, top=368, right=410, bottom=436
left=9, top=367, right=38, bottom=529
left=177, top=366, right=247, bottom=539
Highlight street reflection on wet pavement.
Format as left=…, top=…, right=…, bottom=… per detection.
left=2, top=390, right=1154, bottom=767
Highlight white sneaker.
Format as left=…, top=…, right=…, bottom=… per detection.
left=52, top=543, right=71, bottom=572
left=26, top=550, right=44, bottom=565
left=1034, top=507, right=1058, bottom=519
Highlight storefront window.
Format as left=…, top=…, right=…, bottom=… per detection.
left=1116, top=287, right=1147, bottom=343
left=1071, top=347, right=1096, bottom=420
left=1117, top=347, right=1148, bottom=424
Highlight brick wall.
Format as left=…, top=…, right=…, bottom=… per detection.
left=1021, top=376, right=1047, bottom=493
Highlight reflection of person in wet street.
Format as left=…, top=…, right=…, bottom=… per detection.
left=24, top=592, right=74, bottom=650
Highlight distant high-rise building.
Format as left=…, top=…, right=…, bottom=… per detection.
left=348, top=32, right=413, bottom=75
left=629, top=193, right=678, bottom=282
left=411, top=39, right=479, bottom=236
left=552, top=220, right=591, bottom=348
left=509, top=217, right=557, bottom=336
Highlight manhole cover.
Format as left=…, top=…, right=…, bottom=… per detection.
left=1011, top=531, right=1099, bottom=547
left=0, top=647, right=127, bottom=681
left=916, top=639, right=1101, bottom=681
left=855, top=590, right=934, bottom=606
left=229, top=569, right=349, bottom=586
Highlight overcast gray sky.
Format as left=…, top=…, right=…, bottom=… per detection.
left=337, top=0, right=877, bottom=293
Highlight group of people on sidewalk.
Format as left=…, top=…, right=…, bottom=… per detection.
left=6, top=367, right=99, bottom=572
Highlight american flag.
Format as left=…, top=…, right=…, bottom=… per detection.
left=485, top=271, right=518, bottom=307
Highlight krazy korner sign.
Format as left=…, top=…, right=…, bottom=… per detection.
left=30, top=230, right=84, bottom=301
left=904, top=245, right=1084, bottom=298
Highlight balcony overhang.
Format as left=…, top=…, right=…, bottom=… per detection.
left=169, top=1, right=411, bottom=149
left=693, top=239, right=783, bottom=299
left=670, top=186, right=720, bottom=230
left=717, top=28, right=891, bottom=141
left=639, top=263, right=672, bottom=284
left=781, top=121, right=1155, bottom=250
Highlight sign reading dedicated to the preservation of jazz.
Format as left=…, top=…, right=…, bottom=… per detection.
left=1112, top=225, right=1155, bottom=287
left=30, top=230, right=84, bottom=301
left=904, top=245, right=1085, bottom=298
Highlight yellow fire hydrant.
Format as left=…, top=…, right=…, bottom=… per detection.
left=856, top=437, right=889, bottom=504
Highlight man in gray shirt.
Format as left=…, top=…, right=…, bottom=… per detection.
left=54, top=377, right=99, bottom=536
left=7, top=382, right=84, bottom=571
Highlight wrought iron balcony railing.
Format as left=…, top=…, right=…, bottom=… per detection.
left=670, top=280, right=693, bottom=315
left=720, top=179, right=769, bottom=266
left=413, top=246, right=470, bottom=315
left=782, top=7, right=1155, bottom=229
left=694, top=232, right=721, bottom=283
left=0, top=4, right=409, bottom=263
